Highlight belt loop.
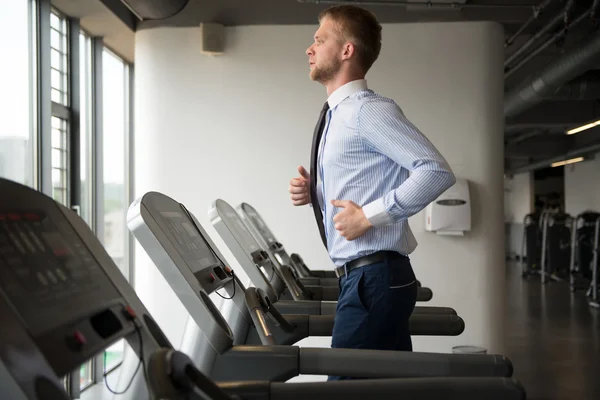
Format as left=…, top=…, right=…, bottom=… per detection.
left=343, top=263, right=348, bottom=277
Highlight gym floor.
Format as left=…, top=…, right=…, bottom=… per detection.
left=505, top=262, right=600, bottom=400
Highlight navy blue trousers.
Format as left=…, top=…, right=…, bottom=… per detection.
left=328, top=253, right=418, bottom=381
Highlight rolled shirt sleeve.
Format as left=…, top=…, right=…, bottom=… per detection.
left=358, top=99, right=456, bottom=227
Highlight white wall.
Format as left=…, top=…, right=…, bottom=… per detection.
left=504, top=173, right=532, bottom=223
left=133, top=20, right=506, bottom=364
left=565, top=157, right=600, bottom=216
left=504, top=172, right=532, bottom=257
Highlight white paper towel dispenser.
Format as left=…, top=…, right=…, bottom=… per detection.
left=425, top=178, right=471, bottom=236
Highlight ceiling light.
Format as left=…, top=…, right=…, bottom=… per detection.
left=566, top=120, right=600, bottom=135
left=551, top=157, right=585, bottom=167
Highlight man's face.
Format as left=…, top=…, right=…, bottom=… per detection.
left=306, top=17, right=343, bottom=83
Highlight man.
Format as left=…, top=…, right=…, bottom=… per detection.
left=289, top=5, right=456, bottom=379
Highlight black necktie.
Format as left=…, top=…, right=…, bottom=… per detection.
left=309, top=101, right=330, bottom=248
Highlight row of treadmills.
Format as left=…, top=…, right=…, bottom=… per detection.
left=0, top=178, right=527, bottom=399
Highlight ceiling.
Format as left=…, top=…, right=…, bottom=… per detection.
left=135, top=0, right=534, bottom=28
left=51, top=0, right=600, bottom=175
left=52, top=0, right=135, bottom=63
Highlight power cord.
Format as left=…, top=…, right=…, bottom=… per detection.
left=103, top=321, right=148, bottom=395
left=214, top=268, right=236, bottom=300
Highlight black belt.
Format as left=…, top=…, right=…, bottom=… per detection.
left=334, top=251, right=407, bottom=278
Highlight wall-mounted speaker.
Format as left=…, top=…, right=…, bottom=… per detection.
left=200, top=22, right=225, bottom=55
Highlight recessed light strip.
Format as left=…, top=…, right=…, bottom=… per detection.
left=550, top=157, right=585, bottom=167
left=566, top=120, right=600, bottom=135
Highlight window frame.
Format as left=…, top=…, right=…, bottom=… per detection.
left=34, top=0, right=136, bottom=396
left=48, top=7, right=72, bottom=208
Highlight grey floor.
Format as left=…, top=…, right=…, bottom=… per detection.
left=505, top=262, right=600, bottom=400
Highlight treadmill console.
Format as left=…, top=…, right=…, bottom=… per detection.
left=131, top=192, right=234, bottom=294
left=238, top=204, right=274, bottom=243
left=214, top=200, right=262, bottom=253
left=0, top=178, right=168, bottom=400
left=128, top=192, right=236, bottom=353
left=238, top=203, right=285, bottom=252
left=0, top=207, right=129, bottom=376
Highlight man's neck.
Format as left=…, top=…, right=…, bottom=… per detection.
left=325, top=73, right=365, bottom=96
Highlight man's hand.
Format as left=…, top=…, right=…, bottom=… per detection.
left=289, top=166, right=311, bottom=206
left=331, top=200, right=373, bottom=240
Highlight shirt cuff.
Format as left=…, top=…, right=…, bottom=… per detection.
left=362, top=198, right=393, bottom=227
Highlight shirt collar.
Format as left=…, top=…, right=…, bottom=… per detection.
left=327, top=79, right=368, bottom=109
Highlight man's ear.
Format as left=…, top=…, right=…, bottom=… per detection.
left=341, top=42, right=355, bottom=60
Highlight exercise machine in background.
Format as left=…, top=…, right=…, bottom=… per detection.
left=569, top=211, right=600, bottom=293
left=589, top=215, right=600, bottom=309
left=521, top=207, right=599, bottom=309
left=520, top=212, right=543, bottom=278
left=542, top=212, right=573, bottom=283
left=521, top=210, right=574, bottom=284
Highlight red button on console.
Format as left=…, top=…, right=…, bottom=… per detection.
left=73, top=330, right=87, bottom=345
left=7, top=213, right=20, bottom=221
left=24, top=213, right=41, bottom=221
left=125, top=305, right=136, bottom=319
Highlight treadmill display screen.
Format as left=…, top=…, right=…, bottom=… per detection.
left=0, top=210, right=121, bottom=337
left=159, top=211, right=222, bottom=273
left=242, top=205, right=276, bottom=244
left=217, top=202, right=259, bottom=252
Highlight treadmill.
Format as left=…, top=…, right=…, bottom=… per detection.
left=236, top=201, right=338, bottom=286
left=210, top=198, right=457, bottom=318
left=0, top=178, right=527, bottom=400
left=235, top=201, right=433, bottom=302
left=238, top=202, right=430, bottom=291
left=126, top=190, right=522, bottom=386
left=236, top=201, right=434, bottom=297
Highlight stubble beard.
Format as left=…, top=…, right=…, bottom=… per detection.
left=310, top=58, right=341, bottom=84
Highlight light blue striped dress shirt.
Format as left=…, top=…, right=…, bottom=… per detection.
left=316, top=79, right=456, bottom=267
